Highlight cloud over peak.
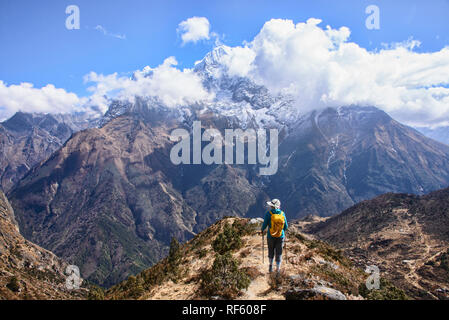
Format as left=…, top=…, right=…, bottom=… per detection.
left=84, top=57, right=214, bottom=112
left=1, top=17, right=449, bottom=128
left=0, top=81, right=83, bottom=121
left=178, top=17, right=211, bottom=45
left=214, top=18, right=449, bottom=126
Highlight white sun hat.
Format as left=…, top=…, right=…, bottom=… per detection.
left=266, top=198, right=281, bottom=209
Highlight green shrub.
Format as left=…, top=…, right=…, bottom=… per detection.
left=167, top=237, right=183, bottom=282
left=439, top=249, right=449, bottom=272
left=292, top=231, right=306, bottom=242
left=88, top=285, right=105, bottom=300
left=107, top=256, right=170, bottom=299
left=196, top=248, right=207, bottom=258
left=233, top=220, right=258, bottom=236
left=129, top=282, right=144, bottom=298
left=212, top=223, right=243, bottom=254
left=142, top=263, right=166, bottom=287
left=305, top=239, right=320, bottom=250
left=311, top=264, right=352, bottom=293
left=6, top=276, right=20, bottom=292
left=268, top=271, right=290, bottom=291
left=305, top=239, right=351, bottom=267
left=359, top=278, right=408, bottom=300
left=123, top=275, right=145, bottom=298
left=190, top=235, right=206, bottom=251
left=200, top=252, right=250, bottom=299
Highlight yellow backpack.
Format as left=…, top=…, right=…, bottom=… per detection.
left=269, top=210, right=285, bottom=238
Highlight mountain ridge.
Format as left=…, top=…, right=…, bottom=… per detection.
left=0, top=190, right=85, bottom=299
left=9, top=104, right=449, bottom=287
left=105, top=217, right=409, bottom=300
left=305, top=187, right=449, bottom=299
left=0, top=111, right=96, bottom=192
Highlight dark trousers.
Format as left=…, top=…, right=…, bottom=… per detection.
left=267, top=236, right=284, bottom=265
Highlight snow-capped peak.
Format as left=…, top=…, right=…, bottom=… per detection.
left=195, top=45, right=231, bottom=70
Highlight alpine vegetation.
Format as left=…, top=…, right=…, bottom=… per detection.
left=169, top=121, right=279, bottom=175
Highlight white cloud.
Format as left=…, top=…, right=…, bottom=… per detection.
left=178, top=17, right=210, bottom=45
left=220, top=46, right=256, bottom=77
left=0, top=81, right=85, bottom=121
left=84, top=56, right=214, bottom=111
left=95, top=25, right=126, bottom=40
left=2, top=17, right=449, bottom=127
left=0, top=56, right=214, bottom=120
left=213, top=18, right=449, bottom=127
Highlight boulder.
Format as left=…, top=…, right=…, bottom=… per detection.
left=285, top=286, right=347, bottom=300
left=249, top=218, right=264, bottom=224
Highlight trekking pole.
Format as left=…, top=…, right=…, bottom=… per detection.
left=262, top=232, right=264, bottom=264
left=284, top=234, right=288, bottom=265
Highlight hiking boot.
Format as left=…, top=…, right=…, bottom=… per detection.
left=276, top=262, right=281, bottom=273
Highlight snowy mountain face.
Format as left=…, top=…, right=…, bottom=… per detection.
left=99, top=46, right=297, bottom=131
left=99, top=100, right=133, bottom=127
left=191, top=46, right=300, bottom=129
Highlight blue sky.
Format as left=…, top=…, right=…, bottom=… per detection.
left=1, top=0, right=448, bottom=97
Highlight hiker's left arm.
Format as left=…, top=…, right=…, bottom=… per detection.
left=284, top=213, right=288, bottom=231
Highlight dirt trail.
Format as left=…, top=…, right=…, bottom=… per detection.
left=236, top=234, right=283, bottom=300
left=144, top=226, right=337, bottom=300
left=122, top=218, right=374, bottom=301
left=378, top=211, right=443, bottom=298
left=402, top=217, right=439, bottom=298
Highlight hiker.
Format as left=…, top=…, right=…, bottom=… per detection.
left=260, top=199, right=288, bottom=273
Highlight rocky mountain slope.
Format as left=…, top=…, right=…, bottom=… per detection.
left=305, top=188, right=449, bottom=299
left=105, top=217, right=407, bottom=300
left=270, top=106, right=449, bottom=217
left=0, top=112, right=93, bottom=192
left=8, top=107, right=274, bottom=286
left=7, top=45, right=449, bottom=288
left=87, top=46, right=449, bottom=219
left=9, top=103, right=449, bottom=287
left=0, top=190, right=85, bottom=299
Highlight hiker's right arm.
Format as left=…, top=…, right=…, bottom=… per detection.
left=261, top=211, right=269, bottom=232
